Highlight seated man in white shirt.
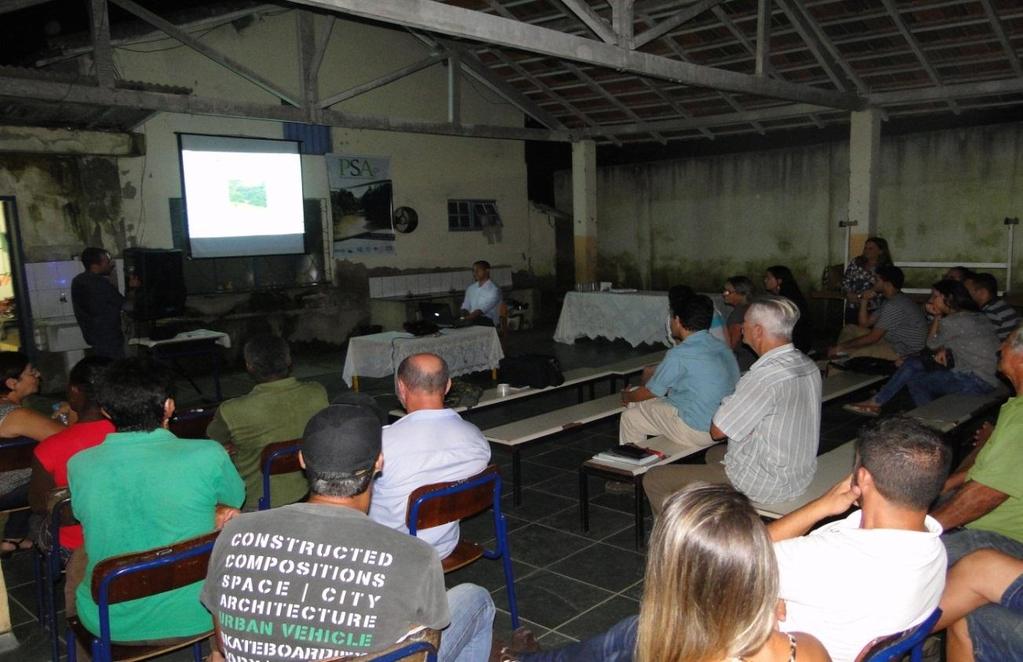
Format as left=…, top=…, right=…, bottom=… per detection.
left=460, top=260, right=501, bottom=327
left=369, top=352, right=491, bottom=558
left=767, top=416, right=950, bottom=662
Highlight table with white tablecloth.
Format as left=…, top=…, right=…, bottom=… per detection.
left=554, top=291, right=672, bottom=347
left=343, top=326, right=504, bottom=388
left=554, top=291, right=729, bottom=348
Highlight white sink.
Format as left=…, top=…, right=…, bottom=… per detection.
left=35, top=317, right=89, bottom=351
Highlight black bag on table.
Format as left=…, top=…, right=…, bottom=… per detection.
left=499, top=354, right=565, bottom=388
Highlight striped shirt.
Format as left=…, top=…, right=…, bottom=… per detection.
left=714, top=344, right=822, bottom=503
left=875, top=292, right=928, bottom=357
left=982, top=298, right=1021, bottom=342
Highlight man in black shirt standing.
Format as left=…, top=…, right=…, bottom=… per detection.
left=71, top=247, right=126, bottom=359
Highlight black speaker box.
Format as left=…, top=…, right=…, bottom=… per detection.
left=124, top=248, right=187, bottom=321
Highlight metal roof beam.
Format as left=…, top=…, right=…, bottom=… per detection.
left=611, top=0, right=634, bottom=47
left=879, top=0, right=961, bottom=113
left=0, top=0, right=51, bottom=16
left=318, top=54, right=445, bottom=108
left=870, top=77, right=1023, bottom=105
left=557, top=0, right=617, bottom=44
left=978, top=0, right=1022, bottom=77
left=577, top=102, right=832, bottom=136
left=490, top=50, right=619, bottom=145
left=282, top=0, right=864, bottom=110
left=561, top=59, right=667, bottom=143
left=108, top=0, right=301, bottom=106
left=0, top=73, right=572, bottom=141
left=755, top=0, right=771, bottom=76
left=635, top=10, right=767, bottom=135
left=411, top=31, right=567, bottom=130
left=632, top=0, right=723, bottom=50
left=88, top=0, right=115, bottom=88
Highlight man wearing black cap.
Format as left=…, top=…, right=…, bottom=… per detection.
left=201, top=404, right=496, bottom=662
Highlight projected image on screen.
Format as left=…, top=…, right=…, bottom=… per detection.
left=179, top=134, right=305, bottom=258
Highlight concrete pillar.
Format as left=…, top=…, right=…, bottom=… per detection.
left=847, top=108, right=882, bottom=256
left=572, top=140, right=598, bottom=285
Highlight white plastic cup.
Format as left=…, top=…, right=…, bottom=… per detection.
left=497, top=383, right=511, bottom=397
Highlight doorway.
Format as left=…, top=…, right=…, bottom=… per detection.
left=0, top=198, right=32, bottom=353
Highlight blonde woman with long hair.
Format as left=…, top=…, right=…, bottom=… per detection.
left=503, top=483, right=829, bottom=662
left=637, top=483, right=828, bottom=662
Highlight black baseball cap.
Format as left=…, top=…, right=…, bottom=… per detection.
left=302, top=404, right=382, bottom=476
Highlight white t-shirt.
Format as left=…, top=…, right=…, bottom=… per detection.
left=775, top=510, right=946, bottom=662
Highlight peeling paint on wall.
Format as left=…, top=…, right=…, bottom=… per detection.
left=0, top=154, right=124, bottom=261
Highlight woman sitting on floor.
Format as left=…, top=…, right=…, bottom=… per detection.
left=764, top=265, right=813, bottom=354
left=503, top=483, right=831, bottom=662
left=846, top=279, right=1001, bottom=416
left=723, top=275, right=758, bottom=370
left=0, top=351, right=65, bottom=556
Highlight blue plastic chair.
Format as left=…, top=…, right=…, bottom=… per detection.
left=858, top=607, right=942, bottom=662
left=333, top=637, right=439, bottom=661
left=65, top=531, right=220, bottom=662
left=407, top=464, right=519, bottom=628
left=258, top=439, right=303, bottom=510
left=34, top=495, right=73, bottom=662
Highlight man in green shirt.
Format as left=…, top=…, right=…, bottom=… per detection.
left=934, top=324, right=1023, bottom=566
left=68, top=358, right=244, bottom=643
left=206, top=334, right=328, bottom=509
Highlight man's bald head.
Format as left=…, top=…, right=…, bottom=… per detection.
left=396, top=353, right=450, bottom=395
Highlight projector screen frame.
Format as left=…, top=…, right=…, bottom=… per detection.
left=176, top=132, right=309, bottom=260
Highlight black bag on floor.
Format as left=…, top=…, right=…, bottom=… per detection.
left=499, top=354, right=565, bottom=388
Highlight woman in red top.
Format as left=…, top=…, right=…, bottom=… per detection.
left=28, top=356, right=114, bottom=555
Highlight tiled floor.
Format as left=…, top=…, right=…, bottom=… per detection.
left=1, top=325, right=891, bottom=661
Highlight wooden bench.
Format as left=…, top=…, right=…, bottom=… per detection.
left=752, top=440, right=857, bottom=520
left=579, top=435, right=708, bottom=549
left=484, top=393, right=625, bottom=504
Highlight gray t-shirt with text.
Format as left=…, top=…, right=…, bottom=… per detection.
left=201, top=503, right=450, bottom=661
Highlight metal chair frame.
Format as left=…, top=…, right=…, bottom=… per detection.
left=66, top=534, right=218, bottom=662
left=34, top=495, right=73, bottom=662
left=258, top=441, right=302, bottom=511
left=407, top=465, right=519, bottom=628
left=859, top=608, right=942, bottom=662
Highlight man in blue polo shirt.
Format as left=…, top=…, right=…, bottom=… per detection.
left=620, top=294, right=740, bottom=452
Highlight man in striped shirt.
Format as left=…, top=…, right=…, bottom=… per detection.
left=644, top=296, right=822, bottom=512
left=828, top=265, right=927, bottom=360
left=965, top=272, right=1020, bottom=342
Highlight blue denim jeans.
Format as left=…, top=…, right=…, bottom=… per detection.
left=519, top=616, right=637, bottom=662
left=943, top=530, right=1023, bottom=662
left=943, top=529, right=1023, bottom=566
left=873, top=356, right=994, bottom=406
left=439, top=584, right=496, bottom=662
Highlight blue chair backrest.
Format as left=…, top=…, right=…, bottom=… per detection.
left=860, top=608, right=942, bottom=662
left=259, top=441, right=303, bottom=510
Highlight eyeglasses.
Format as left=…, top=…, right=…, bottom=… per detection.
left=723, top=289, right=736, bottom=295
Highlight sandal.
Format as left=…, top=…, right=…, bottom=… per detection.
left=843, top=403, right=881, bottom=417
left=0, top=538, right=33, bottom=558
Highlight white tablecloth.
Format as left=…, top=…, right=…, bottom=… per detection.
left=554, top=291, right=729, bottom=348
left=554, top=291, right=672, bottom=347
left=342, top=326, right=504, bottom=386
left=129, top=329, right=232, bottom=349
